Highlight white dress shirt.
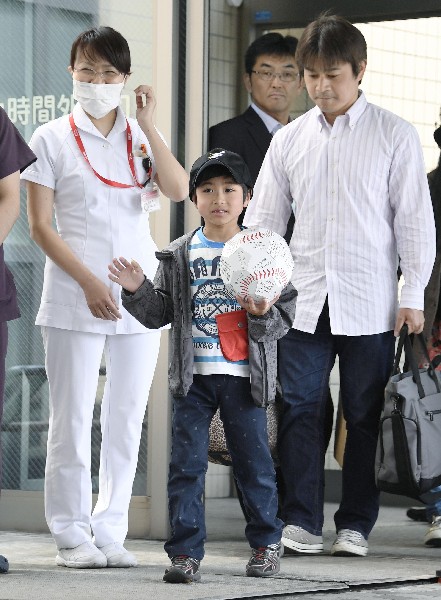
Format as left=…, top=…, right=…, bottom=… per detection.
left=21, top=103, right=160, bottom=334
left=244, top=92, right=436, bottom=336
left=250, top=102, right=283, bottom=135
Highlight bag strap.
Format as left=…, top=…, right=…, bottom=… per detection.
left=393, top=324, right=440, bottom=398
left=390, top=408, right=420, bottom=498
left=415, top=330, right=437, bottom=367
left=392, top=326, right=407, bottom=375
left=393, top=326, right=422, bottom=394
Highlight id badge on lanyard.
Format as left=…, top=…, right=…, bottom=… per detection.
left=140, top=153, right=160, bottom=213
left=141, top=183, right=161, bottom=213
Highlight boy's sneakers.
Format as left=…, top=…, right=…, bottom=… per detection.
left=56, top=541, right=107, bottom=568
left=281, top=525, right=323, bottom=554
left=0, top=555, right=9, bottom=574
left=331, top=529, right=368, bottom=556
left=424, top=516, right=441, bottom=546
left=246, top=543, right=281, bottom=577
left=163, top=555, right=201, bottom=583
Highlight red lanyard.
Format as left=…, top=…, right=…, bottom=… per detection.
left=69, top=113, right=145, bottom=189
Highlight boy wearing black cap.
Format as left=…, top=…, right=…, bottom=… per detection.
left=108, top=148, right=296, bottom=582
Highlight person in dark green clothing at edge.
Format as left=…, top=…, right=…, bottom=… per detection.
left=0, top=107, right=37, bottom=574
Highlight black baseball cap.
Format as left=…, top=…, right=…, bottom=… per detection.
left=189, top=148, right=253, bottom=198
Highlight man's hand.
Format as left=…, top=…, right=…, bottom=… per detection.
left=394, top=307, right=424, bottom=336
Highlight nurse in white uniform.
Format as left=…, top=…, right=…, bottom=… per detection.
left=22, top=26, right=188, bottom=569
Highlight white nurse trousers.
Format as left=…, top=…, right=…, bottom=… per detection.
left=41, top=326, right=161, bottom=549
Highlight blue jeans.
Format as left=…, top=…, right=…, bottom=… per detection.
left=423, top=486, right=441, bottom=520
left=277, top=302, right=395, bottom=539
left=164, top=374, right=283, bottom=560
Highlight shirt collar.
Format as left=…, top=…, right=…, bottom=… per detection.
left=346, top=91, right=367, bottom=128
left=314, top=90, right=367, bottom=131
left=72, top=102, right=127, bottom=136
left=251, top=102, right=284, bottom=134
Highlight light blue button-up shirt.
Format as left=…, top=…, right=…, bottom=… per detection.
left=244, top=92, right=436, bottom=335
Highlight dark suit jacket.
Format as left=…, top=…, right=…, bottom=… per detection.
left=208, top=106, right=272, bottom=185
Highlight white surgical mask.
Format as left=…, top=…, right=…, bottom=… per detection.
left=73, top=80, right=124, bottom=119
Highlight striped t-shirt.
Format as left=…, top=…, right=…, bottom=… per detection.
left=189, top=228, right=249, bottom=377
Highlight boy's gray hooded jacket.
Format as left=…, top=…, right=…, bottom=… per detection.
left=122, top=230, right=297, bottom=407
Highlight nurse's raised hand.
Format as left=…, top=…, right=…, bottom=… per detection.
left=82, top=275, right=122, bottom=321
left=134, top=85, right=156, bottom=133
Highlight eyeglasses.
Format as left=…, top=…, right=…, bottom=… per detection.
left=73, top=67, right=123, bottom=83
left=251, top=70, right=298, bottom=83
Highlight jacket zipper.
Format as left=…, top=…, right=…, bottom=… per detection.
left=426, top=409, right=441, bottom=421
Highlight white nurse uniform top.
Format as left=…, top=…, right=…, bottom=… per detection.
left=21, top=102, right=160, bottom=334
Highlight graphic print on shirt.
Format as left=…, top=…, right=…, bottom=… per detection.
left=189, top=229, right=249, bottom=376
left=192, top=278, right=232, bottom=337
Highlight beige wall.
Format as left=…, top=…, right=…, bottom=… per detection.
left=208, top=0, right=241, bottom=128
left=357, top=17, right=441, bottom=172
left=99, top=0, right=154, bottom=100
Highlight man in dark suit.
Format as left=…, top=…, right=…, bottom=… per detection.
left=209, top=32, right=302, bottom=185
